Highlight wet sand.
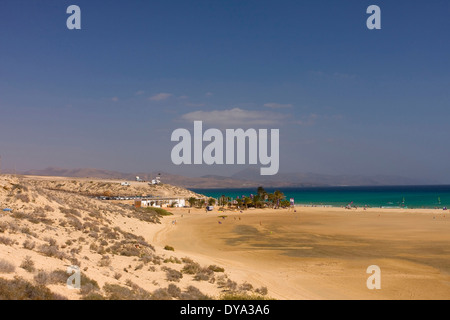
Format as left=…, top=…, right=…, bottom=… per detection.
left=153, top=207, right=450, bottom=299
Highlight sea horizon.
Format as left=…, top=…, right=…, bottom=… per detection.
left=192, top=185, right=450, bottom=209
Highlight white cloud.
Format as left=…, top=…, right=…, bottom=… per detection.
left=111, top=97, right=119, bottom=102
left=149, top=93, right=172, bottom=101
left=264, top=102, right=293, bottom=109
left=205, top=92, right=214, bottom=97
left=181, top=108, right=287, bottom=126
left=135, top=90, right=145, bottom=95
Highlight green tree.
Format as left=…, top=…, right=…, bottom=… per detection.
left=273, top=190, right=285, bottom=208
left=243, top=196, right=253, bottom=209
left=187, top=197, right=197, bottom=208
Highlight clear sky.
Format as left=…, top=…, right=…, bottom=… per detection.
left=0, top=0, right=449, bottom=182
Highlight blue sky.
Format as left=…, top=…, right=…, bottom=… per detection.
left=0, top=0, right=449, bottom=182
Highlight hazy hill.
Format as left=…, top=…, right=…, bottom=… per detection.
left=19, top=167, right=435, bottom=189
left=229, top=168, right=430, bottom=187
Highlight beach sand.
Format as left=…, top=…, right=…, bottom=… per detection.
left=153, top=206, right=450, bottom=299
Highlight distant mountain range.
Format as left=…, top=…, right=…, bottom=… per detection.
left=13, top=167, right=437, bottom=189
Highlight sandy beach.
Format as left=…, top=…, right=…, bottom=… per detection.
left=153, top=206, right=450, bottom=299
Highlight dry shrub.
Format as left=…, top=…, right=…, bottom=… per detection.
left=98, top=255, right=111, bottom=267
left=0, top=222, right=7, bottom=233
left=194, top=267, right=214, bottom=282
left=67, top=216, right=83, bottom=230
left=162, top=267, right=183, bottom=282
left=255, top=286, right=268, bottom=296
left=21, top=227, right=38, bottom=238
left=23, top=239, right=36, bottom=250
left=34, top=270, right=67, bottom=286
left=20, top=256, right=35, bottom=273
left=15, top=193, right=30, bottom=203
left=0, top=259, right=15, bottom=273
left=134, top=263, right=144, bottom=271
left=0, top=277, right=67, bottom=300
left=151, top=288, right=172, bottom=300
left=44, top=205, right=54, bottom=212
left=163, top=256, right=181, bottom=264
left=60, top=207, right=81, bottom=217
left=103, top=282, right=152, bottom=300
left=0, top=236, right=13, bottom=246
left=181, top=258, right=200, bottom=275
left=167, top=283, right=181, bottom=298
left=239, top=282, right=254, bottom=292
left=38, top=243, right=67, bottom=260
left=180, top=286, right=211, bottom=300
left=208, top=265, right=225, bottom=273
left=217, top=275, right=237, bottom=292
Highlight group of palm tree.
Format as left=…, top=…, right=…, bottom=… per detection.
left=186, top=187, right=291, bottom=210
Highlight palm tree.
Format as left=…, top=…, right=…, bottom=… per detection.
left=257, top=186, right=267, bottom=199
left=197, top=198, right=206, bottom=208
left=219, top=195, right=226, bottom=207
left=187, top=197, right=197, bottom=208
left=267, top=193, right=275, bottom=208
left=280, top=199, right=290, bottom=208
left=273, top=190, right=285, bottom=208
left=207, top=198, right=216, bottom=206
left=236, top=198, right=243, bottom=209
left=243, top=196, right=253, bottom=209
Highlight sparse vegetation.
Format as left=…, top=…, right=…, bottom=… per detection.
left=0, top=277, right=67, bottom=300
left=98, top=255, right=111, bottom=267
left=194, top=267, right=214, bottom=282
left=163, top=256, right=182, bottom=264
left=162, top=266, right=183, bottom=282
left=39, top=240, right=67, bottom=260
left=20, top=256, right=36, bottom=273
left=167, top=283, right=181, bottom=298
left=208, top=265, right=225, bottom=273
left=0, top=236, right=14, bottom=246
left=181, top=257, right=201, bottom=275
left=220, top=292, right=273, bottom=300
left=180, top=286, right=211, bottom=300
left=103, top=282, right=152, bottom=300
left=0, top=259, right=15, bottom=273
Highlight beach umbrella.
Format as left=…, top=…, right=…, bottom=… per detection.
left=3, top=208, right=12, bottom=212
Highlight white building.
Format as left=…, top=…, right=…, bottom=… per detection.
left=135, top=198, right=186, bottom=208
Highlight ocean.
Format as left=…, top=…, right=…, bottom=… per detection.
left=191, top=185, right=450, bottom=209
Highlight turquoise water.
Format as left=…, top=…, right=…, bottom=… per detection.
left=191, top=185, right=450, bottom=209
